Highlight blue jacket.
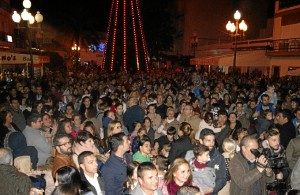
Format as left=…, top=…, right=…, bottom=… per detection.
left=131, top=136, right=139, bottom=154
left=291, top=118, right=299, bottom=136
left=207, top=148, right=227, bottom=195
left=255, top=102, right=275, bottom=115
left=123, top=105, right=145, bottom=134
left=102, top=152, right=132, bottom=195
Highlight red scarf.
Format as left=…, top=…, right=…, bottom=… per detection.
left=194, top=159, right=207, bottom=169
left=167, top=180, right=191, bottom=195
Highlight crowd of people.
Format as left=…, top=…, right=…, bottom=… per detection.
left=0, top=68, right=300, bottom=195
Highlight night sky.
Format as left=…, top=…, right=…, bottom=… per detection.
left=10, top=0, right=275, bottom=32
left=10, top=0, right=111, bottom=32
left=10, top=0, right=275, bottom=48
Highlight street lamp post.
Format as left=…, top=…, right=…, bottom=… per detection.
left=71, top=43, right=80, bottom=70
left=12, top=0, right=43, bottom=78
left=226, top=10, right=247, bottom=75
left=191, top=32, right=199, bottom=57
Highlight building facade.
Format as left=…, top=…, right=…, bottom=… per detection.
left=179, top=0, right=300, bottom=77
left=0, top=0, right=50, bottom=78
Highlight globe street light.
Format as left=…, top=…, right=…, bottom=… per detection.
left=226, top=10, right=247, bottom=75
left=12, top=0, right=43, bottom=78
left=71, top=43, right=80, bottom=69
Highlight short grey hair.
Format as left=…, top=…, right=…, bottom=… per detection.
left=240, top=135, right=257, bottom=148
left=0, top=148, right=13, bottom=165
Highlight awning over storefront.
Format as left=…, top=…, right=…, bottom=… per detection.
left=190, top=56, right=222, bottom=66
left=191, top=50, right=270, bottom=67
left=0, top=52, right=50, bottom=64
left=286, top=68, right=300, bottom=76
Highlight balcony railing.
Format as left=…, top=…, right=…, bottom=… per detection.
left=266, top=38, right=300, bottom=55
left=279, top=0, right=300, bottom=10
left=197, top=38, right=300, bottom=57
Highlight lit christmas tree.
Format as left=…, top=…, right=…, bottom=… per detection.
left=103, top=0, right=149, bottom=72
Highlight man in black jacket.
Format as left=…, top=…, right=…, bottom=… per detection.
left=78, top=151, right=105, bottom=195
left=276, top=109, right=296, bottom=149
left=168, top=122, right=194, bottom=163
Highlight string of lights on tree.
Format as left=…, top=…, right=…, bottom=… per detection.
left=103, top=0, right=149, bottom=72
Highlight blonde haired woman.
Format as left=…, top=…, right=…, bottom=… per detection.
left=107, top=120, right=122, bottom=137
left=218, top=138, right=236, bottom=195
left=161, top=158, right=198, bottom=195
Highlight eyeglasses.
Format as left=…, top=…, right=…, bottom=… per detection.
left=57, top=141, right=72, bottom=147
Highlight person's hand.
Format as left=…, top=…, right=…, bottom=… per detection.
left=265, top=168, right=273, bottom=176
left=257, top=155, right=268, bottom=173
left=162, top=119, right=168, bottom=126
left=221, top=124, right=226, bottom=129
left=105, top=150, right=110, bottom=157
left=253, top=111, right=260, bottom=118
left=80, top=123, right=85, bottom=130
left=204, top=188, right=213, bottom=194
left=30, top=188, right=44, bottom=195
left=276, top=172, right=283, bottom=180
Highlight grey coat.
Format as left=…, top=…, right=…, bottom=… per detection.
left=131, top=184, right=163, bottom=195
left=286, top=135, right=300, bottom=169
left=190, top=161, right=216, bottom=192
left=23, top=125, right=52, bottom=165
left=229, top=152, right=275, bottom=195
left=291, top=158, right=300, bottom=190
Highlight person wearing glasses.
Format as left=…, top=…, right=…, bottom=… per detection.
left=52, top=134, right=76, bottom=178
left=23, top=113, right=52, bottom=166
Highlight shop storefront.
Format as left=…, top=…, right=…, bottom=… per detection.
left=0, top=52, right=50, bottom=78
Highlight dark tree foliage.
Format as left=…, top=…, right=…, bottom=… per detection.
left=48, top=52, right=65, bottom=72
left=141, top=0, right=175, bottom=58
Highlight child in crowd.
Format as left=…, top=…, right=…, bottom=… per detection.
left=152, top=155, right=169, bottom=190
left=232, top=127, right=248, bottom=152
left=131, top=127, right=147, bottom=154
left=177, top=186, right=202, bottom=195
left=123, top=161, right=140, bottom=193
left=102, top=110, right=115, bottom=131
left=57, top=119, right=77, bottom=139
left=191, top=144, right=216, bottom=194
left=160, top=143, right=171, bottom=158
left=72, top=114, right=82, bottom=132
left=151, top=140, right=159, bottom=157
left=219, top=138, right=236, bottom=195
left=130, top=121, right=142, bottom=142
left=255, top=109, right=274, bottom=136
left=133, top=135, right=152, bottom=163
